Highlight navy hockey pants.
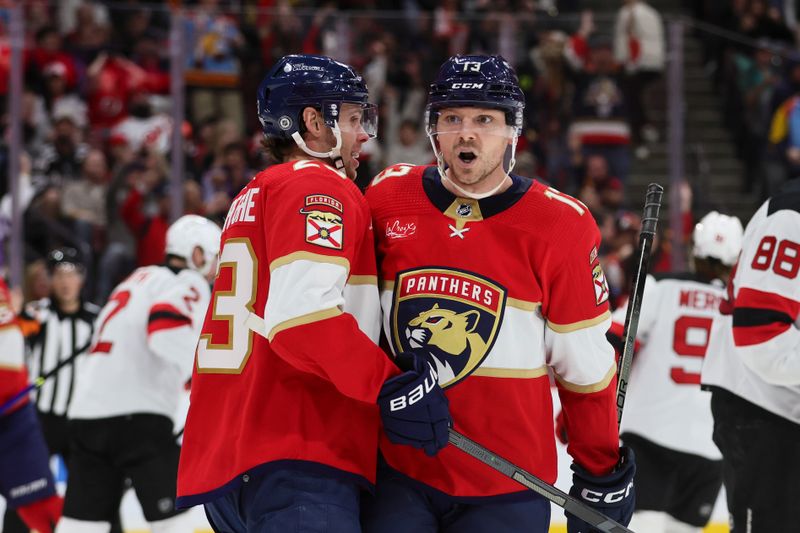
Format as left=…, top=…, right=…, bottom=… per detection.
left=361, top=463, right=551, bottom=533
left=204, top=466, right=361, bottom=533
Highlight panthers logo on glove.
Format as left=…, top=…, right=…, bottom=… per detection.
left=391, top=268, right=506, bottom=388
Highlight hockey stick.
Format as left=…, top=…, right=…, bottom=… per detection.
left=446, top=187, right=663, bottom=533
left=449, top=429, right=634, bottom=533
left=616, top=183, right=663, bottom=428
left=0, top=338, right=93, bottom=417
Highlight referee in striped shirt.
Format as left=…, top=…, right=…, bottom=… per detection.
left=3, top=248, right=100, bottom=533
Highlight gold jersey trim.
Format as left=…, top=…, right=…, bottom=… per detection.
left=269, top=251, right=350, bottom=273
left=553, top=364, right=616, bottom=393
left=472, top=366, right=548, bottom=379
left=506, top=298, right=541, bottom=312
left=348, top=275, right=378, bottom=286
left=267, top=307, right=343, bottom=341
left=0, top=361, right=23, bottom=371
left=546, top=310, right=611, bottom=333
left=381, top=280, right=395, bottom=292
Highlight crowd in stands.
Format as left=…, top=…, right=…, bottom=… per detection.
left=0, top=0, right=685, bottom=310
left=690, top=0, right=800, bottom=198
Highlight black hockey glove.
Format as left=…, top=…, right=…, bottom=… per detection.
left=566, top=446, right=636, bottom=533
left=378, top=351, right=451, bottom=457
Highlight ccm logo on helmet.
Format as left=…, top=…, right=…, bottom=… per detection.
left=451, top=83, right=484, bottom=89
left=580, top=480, right=634, bottom=504
left=389, top=365, right=439, bottom=411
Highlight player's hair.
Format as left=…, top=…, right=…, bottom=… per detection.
left=260, top=136, right=296, bottom=164
left=694, top=256, right=733, bottom=283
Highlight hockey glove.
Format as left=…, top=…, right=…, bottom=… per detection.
left=566, top=446, right=636, bottom=533
left=378, top=352, right=451, bottom=456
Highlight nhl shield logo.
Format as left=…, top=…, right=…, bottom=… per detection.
left=391, top=268, right=506, bottom=388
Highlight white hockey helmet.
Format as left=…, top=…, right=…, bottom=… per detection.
left=692, top=211, right=744, bottom=266
left=165, top=215, right=222, bottom=277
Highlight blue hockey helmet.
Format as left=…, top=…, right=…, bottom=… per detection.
left=426, top=55, right=525, bottom=135
left=257, top=55, right=377, bottom=160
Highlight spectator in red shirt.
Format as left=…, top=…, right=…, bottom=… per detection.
left=26, top=26, right=78, bottom=92
left=119, top=150, right=170, bottom=266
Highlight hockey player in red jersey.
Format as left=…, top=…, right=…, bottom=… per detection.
left=54, top=214, right=221, bottom=533
left=702, top=179, right=800, bottom=532
left=607, top=211, right=743, bottom=533
left=176, top=54, right=450, bottom=533
left=0, top=278, right=63, bottom=533
left=361, top=55, right=635, bottom=533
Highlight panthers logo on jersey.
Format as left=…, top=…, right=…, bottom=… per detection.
left=390, top=268, right=506, bottom=388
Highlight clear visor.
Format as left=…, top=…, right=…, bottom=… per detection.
left=427, top=109, right=516, bottom=138
left=326, top=101, right=379, bottom=138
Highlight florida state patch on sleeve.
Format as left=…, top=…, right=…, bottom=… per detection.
left=592, top=263, right=609, bottom=305
left=301, top=195, right=344, bottom=250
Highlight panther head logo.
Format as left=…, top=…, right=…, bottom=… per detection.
left=405, top=303, right=488, bottom=386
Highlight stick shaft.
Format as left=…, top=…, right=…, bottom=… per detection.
left=448, top=429, right=635, bottom=533
left=0, top=339, right=92, bottom=416
left=616, top=183, right=664, bottom=428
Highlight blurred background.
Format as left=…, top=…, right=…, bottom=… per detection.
left=1, top=0, right=799, bottom=312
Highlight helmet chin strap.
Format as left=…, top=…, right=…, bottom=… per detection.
left=441, top=173, right=510, bottom=200
left=291, top=123, right=346, bottom=175
left=428, top=132, right=519, bottom=200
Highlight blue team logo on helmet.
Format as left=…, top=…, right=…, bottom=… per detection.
left=426, top=55, right=525, bottom=134
left=256, top=54, right=377, bottom=141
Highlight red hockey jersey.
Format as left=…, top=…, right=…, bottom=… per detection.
left=0, top=278, right=28, bottom=410
left=366, top=165, right=620, bottom=499
left=177, top=160, right=399, bottom=507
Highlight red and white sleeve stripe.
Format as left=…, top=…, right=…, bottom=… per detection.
left=733, top=287, right=800, bottom=385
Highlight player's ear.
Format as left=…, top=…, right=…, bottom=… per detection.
left=192, top=246, right=205, bottom=270
left=301, top=107, right=323, bottom=138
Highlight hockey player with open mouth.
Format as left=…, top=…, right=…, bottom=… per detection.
left=362, top=54, right=636, bottom=533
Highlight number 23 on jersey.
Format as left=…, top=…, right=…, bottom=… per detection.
left=197, top=238, right=259, bottom=374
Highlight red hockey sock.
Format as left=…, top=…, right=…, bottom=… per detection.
left=17, top=494, right=63, bottom=533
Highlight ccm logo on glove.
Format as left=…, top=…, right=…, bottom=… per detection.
left=579, top=479, right=634, bottom=504
left=389, top=364, right=438, bottom=411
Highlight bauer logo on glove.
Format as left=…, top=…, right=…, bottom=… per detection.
left=378, top=351, right=452, bottom=456
left=389, top=364, right=438, bottom=411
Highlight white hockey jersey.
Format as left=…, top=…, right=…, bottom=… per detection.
left=611, top=273, right=723, bottom=459
left=702, top=187, right=800, bottom=425
left=68, top=265, right=210, bottom=424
